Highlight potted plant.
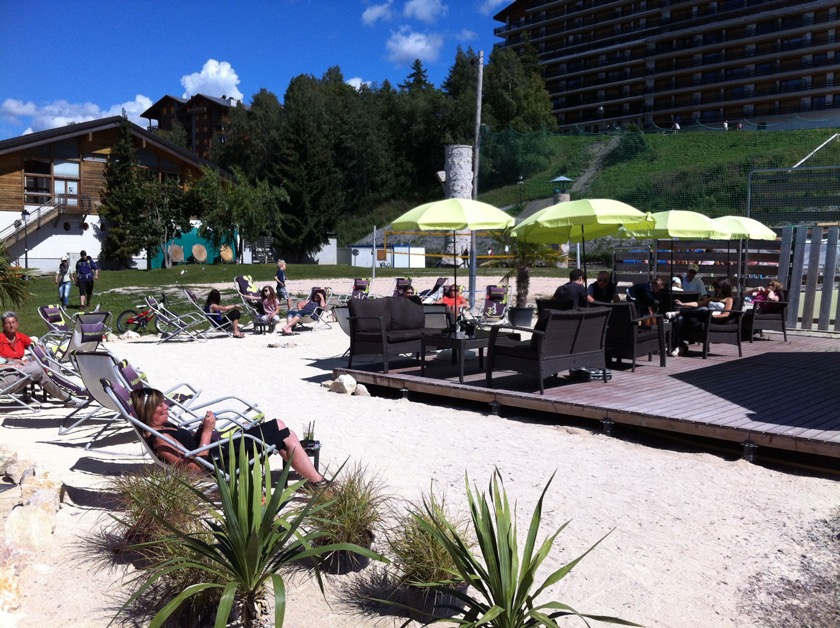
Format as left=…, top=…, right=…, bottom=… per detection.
left=415, top=470, right=639, bottom=627
left=490, top=228, right=567, bottom=327
left=307, top=462, right=388, bottom=574
left=384, top=490, right=471, bottom=622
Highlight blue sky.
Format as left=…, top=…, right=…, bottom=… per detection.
left=0, top=0, right=508, bottom=139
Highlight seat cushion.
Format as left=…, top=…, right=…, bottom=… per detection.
left=386, top=328, right=423, bottom=343
left=388, top=297, right=425, bottom=331
left=494, top=340, right=537, bottom=360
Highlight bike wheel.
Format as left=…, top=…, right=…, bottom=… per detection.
left=153, top=315, right=180, bottom=336
left=116, top=309, right=142, bottom=334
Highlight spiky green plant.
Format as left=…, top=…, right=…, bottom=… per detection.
left=416, top=470, right=640, bottom=627
left=118, top=442, right=382, bottom=628
left=489, top=229, right=567, bottom=307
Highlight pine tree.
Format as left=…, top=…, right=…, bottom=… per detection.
left=98, top=118, right=146, bottom=266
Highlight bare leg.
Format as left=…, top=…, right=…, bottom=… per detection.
left=275, top=419, right=323, bottom=483
left=281, top=315, right=301, bottom=334
left=232, top=319, right=242, bottom=336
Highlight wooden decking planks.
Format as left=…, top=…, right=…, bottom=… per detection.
left=334, top=333, right=840, bottom=459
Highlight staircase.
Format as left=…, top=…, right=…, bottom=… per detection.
left=0, top=196, right=93, bottom=249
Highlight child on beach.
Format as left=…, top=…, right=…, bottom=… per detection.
left=275, top=260, right=292, bottom=311
left=259, top=285, right=282, bottom=332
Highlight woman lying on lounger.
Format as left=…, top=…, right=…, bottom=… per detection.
left=280, top=289, right=327, bottom=336
left=131, top=387, right=325, bottom=483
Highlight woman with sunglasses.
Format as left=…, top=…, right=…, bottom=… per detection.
left=259, top=285, right=282, bottom=332
left=436, top=285, right=466, bottom=317
left=130, top=387, right=325, bottom=482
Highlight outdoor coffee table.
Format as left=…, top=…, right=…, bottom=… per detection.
left=421, top=331, right=492, bottom=383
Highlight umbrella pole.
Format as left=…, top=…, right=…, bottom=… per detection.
left=581, top=230, right=587, bottom=277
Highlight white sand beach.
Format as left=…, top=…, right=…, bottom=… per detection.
left=1, top=276, right=838, bottom=627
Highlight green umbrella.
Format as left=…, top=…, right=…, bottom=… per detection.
left=511, top=198, right=653, bottom=274
left=391, top=198, right=514, bottom=298
left=710, top=215, right=777, bottom=240
left=619, top=210, right=731, bottom=280
left=711, top=215, right=777, bottom=281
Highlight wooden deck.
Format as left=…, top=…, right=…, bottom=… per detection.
left=334, top=332, right=840, bottom=460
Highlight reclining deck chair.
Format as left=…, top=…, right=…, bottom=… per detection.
left=101, top=377, right=277, bottom=477
left=234, top=275, right=263, bottom=326
left=467, top=285, right=510, bottom=327
left=49, top=311, right=111, bottom=363
left=350, top=278, right=371, bottom=300
left=420, top=277, right=447, bottom=303
left=144, top=295, right=207, bottom=343
left=38, top=305, right=73, bottom=344
left=73, top=351, right=263, bottom=453
left=183, top=288, right=233, bottom=337
left=392, top=277, right=413, bottom=297
left=0, top=362, right=40, bottom=412
left=29, top=343, right=103, bottom=432
left=293, top=287, right=333, bottom=331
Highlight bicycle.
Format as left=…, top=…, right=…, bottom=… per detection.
left=116, top=294, right=175, bottom=335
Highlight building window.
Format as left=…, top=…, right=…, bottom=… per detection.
left=24, top=176, right=51, bottom=204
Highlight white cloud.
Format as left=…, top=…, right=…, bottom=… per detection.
left=456, top=28, right=477, bottom=41
left=479, top=0, right=507, bottom=15
left=362, top=0, right=393, bottom=26
left=404, top=0, right=447, bottom=24
left=180, top=59, right=243, bottom=101
left=346, top=77, right=372, bottom=90
left=0, top=95, right=153, bottom=134
left=386, top=27, right=444, bottom=65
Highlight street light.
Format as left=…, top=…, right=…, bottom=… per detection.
left=21, top=209, right=30, bottom=269
left=517, top=175, right=524, bottom=205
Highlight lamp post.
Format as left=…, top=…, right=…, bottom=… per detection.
left=21, top=209, right=30, bottom=269
left=518, top=175, right=524, bottom=205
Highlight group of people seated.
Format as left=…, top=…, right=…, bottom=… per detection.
left=551, top=266, right=785, bottom=357
left=205, top=286, right=327, bottom=338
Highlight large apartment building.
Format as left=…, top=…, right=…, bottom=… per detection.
left=493, top=0, right=840, bottom=131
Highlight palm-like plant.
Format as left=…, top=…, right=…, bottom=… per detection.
left=416, top=470, right=640, bottom=627
left=0, top=246, right=29, bottom=308
left=120, top=442, right=381, bottom=628
left=491, top=229, right=566, bottom=308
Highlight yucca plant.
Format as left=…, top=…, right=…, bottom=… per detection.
left=416, top=470, right=640, bottom=627
left=118, top=442, right=382, bottom=628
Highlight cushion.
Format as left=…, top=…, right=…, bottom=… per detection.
left=388, top=297, right=425, bottom=331
left=349, top=298, right=390, bottom=332
left=386, top=329, right=423, bottom=343
left=531, top=310, right=554, bottom=347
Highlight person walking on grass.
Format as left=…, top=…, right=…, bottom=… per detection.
left=55, top=255, right=73, bottom=307
left=275, top=259, right=292, bottom=311
left=73, top=250, right=99, bottom=308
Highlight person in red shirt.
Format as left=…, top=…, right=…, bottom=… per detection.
left=0, top=311, right=85, bottom=406
left=437, top=285, right=467, bottom=318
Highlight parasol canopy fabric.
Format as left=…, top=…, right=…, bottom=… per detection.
left=620, top=209, right=731, bottom=240
left=390, top=198, right=514, bottom=232
left=711, top=215, right=777, bottom=240
left=511, top=198, right=653, bottom=244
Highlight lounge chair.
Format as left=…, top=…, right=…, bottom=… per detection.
left=419, top=277, right=447, bottom=303
left=350, top=278, right=371, bottom=301
left=183, top=288, right=233, bottom=337
left=485, top=307, right=612, bottom=394
left=0, top=362, right=40, bottom=412
left=37, top=305, right=72, bottom=343
left=392, top=277, right=413, bottom=297
left=233, top=275, right=263, bottom=325
left=469, top=285, right=510, bottom=327
left=100, top=377, right=277, bottom=477
left=293, top=287, right=333, bottom=331
left=49, top=310, right=111, bottom=363
left=144, top=295, right=207, bottom=343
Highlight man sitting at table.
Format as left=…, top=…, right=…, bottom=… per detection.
left=627, top=276, right=666, bottom=314
left=587, top=271, right=620, bottom=304
left=682, top=264, right=707, bottom=297
left=552, top=268, right=588, bottom=309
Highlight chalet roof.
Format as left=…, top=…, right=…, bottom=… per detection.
left=0, top=116, right=215, bottom=171
left=184, top=94, right=237, bottom=108
left=140, top=95, right=188, bottom=120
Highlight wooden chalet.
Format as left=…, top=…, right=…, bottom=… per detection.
left=0, top=116, right=212, bottom=269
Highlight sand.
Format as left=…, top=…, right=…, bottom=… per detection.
left=1, top=275, right=838, bottom=627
